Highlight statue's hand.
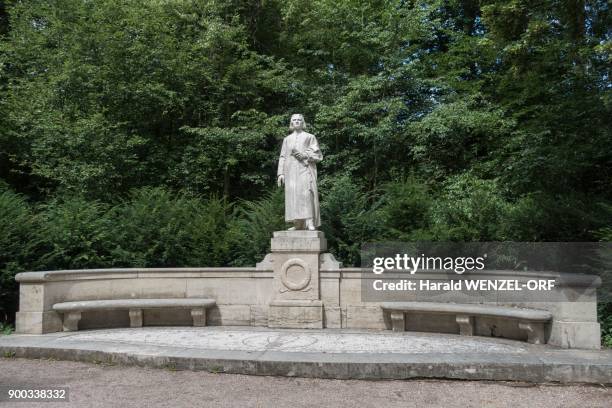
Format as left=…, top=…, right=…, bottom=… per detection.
left=293, top=151, right=306, bottom=161
left=277, top=175, right=284, bottom=187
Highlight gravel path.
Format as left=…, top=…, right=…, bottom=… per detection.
left=0, top=357, right=610, bottom=408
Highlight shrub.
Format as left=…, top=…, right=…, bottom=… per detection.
left=501, top=193, right=605, bottom=242
left=430, top=173, right=510, bottom=241
left=320, top=176, right=384, bottom=265
left=0, top=189, right=35, bottom=324
left=35, top=196, right=115, bottom=270
left=380, top=177, right=433, bottom=240
left=109, top=187, right=233, bottom=267
left=598, top=302, right=612, bottom=348
left=593, top=203, right=612, bottom=242
left=229, top=189, right=285, bottom=266
left=0, top=322, right=13, bottom=335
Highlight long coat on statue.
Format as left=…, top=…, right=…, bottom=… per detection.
left=277, top=131, right=322, bottom=227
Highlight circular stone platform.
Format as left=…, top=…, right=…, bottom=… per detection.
left=1, top=327, right=611, bottom=384
left=62, top=327, right=529, bottom=354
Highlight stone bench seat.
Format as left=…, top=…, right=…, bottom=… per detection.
left=381, top=302, right=552, bottom=344
left=53, top=299, right=216, bottom=331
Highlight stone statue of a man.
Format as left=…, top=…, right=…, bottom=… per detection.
left=277, top=114, right=322, bottom=230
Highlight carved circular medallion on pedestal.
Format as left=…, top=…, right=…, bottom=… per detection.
left=280, top=258, right=311, bottom=291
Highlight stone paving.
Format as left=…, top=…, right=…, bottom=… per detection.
left=60, top=326, right=529, bottom=354
left=1, top=327, right=611, bottom=383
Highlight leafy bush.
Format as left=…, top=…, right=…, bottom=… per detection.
left=0, top=189, right=34, bottom=269
left=598, top=302, right=612, bottom=348
left=109, top=187, right=234, bottom=267
left=229, top=189, right=285, bottom=266
left=497, top=194, right=550, bottom=241
left=430, top=173, right=510, bottom=241
left=593, top=203, right=612, bottom=242
left=500, top=193, right=607, bottom=242
left=595, top=206, right=612, bottom=348
left=0, top=189, right=36, bottom=323
left=35, top=196, right=115, bottom=270
left=380, top=177, right=433, bottom=240
left=0, top=322, right=14, bottom=335
left=320, top=176, right=384, bottom=265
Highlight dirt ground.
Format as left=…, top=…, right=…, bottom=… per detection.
left=0, top=357, right=610, bottom=408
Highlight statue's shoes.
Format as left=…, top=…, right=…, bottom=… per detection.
left=288, top=227, right=297, bottom=231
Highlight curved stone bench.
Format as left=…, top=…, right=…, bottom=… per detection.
left=53, top=299, right=216, bottom=332
left=381, top=302, right=552, bottom=344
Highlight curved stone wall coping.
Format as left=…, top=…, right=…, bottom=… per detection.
left=16, top=267, right=601, bottom=288
left=16, top=267, right=271, bottom=283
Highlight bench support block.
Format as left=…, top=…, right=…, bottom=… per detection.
left=456, top=315, right=474, bottom=336
left=129, top=309, right=143, bottom=327
left=390, top=311, right=405, bottom=332
left=191, top=308, right=206, bottom=327
left=63, top=311, right=81, bottom=332
left=519, top=321, right=545, bottom=344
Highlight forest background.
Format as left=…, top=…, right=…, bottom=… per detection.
left=0, top=0, right=610, bottom=343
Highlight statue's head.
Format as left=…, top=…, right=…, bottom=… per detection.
left=289, top=114, right=306, bottom=131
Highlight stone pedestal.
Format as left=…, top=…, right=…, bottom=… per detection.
left=268, top=300, right=324, bottom=328
left=266, top=231, right=326, bottom=328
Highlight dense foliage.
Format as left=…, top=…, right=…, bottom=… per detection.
left=0, top=1, right=610, bottom=339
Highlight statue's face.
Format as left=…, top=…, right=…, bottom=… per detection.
left=290, top=115, right=304, bottom=130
